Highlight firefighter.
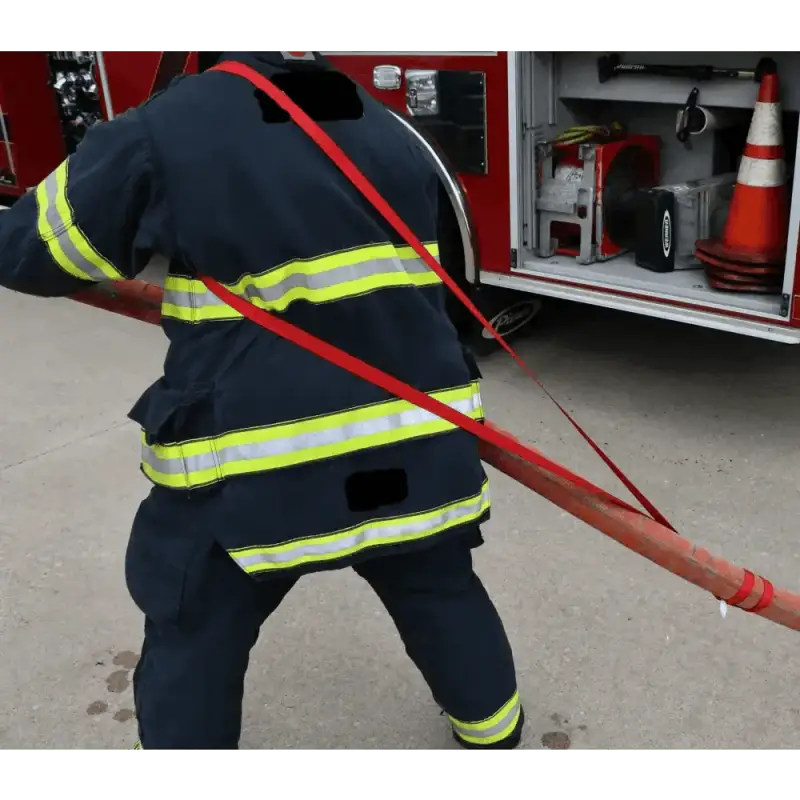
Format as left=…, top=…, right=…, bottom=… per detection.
left=0, top=52, right=524, bottom=749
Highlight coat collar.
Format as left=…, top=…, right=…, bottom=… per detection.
left=217, top=52, right=331, bottom=75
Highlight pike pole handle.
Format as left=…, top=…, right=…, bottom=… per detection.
left=596, top=53, right=776, bottom=84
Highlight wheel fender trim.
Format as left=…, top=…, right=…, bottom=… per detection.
left=386, top=108, right=480, bottom=285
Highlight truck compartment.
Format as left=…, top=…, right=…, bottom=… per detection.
left=516, top=52, right=800, bottom=320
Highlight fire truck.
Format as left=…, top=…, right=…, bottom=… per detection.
left=2, top=51, right=799, bottom=349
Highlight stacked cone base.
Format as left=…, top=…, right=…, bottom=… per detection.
left=695, top=247, right=784, bottom=294
left=695, top=236, right=786, bottom=267
left=706, top=275, right=782, bottom=293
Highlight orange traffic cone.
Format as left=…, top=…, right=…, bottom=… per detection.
left=696, top=67, right=789, bottom=275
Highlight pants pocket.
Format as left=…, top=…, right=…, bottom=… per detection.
left=125, top=496, right=214, bottom=627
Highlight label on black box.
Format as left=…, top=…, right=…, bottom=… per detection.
left=661, top=210, right=672, bottom=259
left=634, top=189, right=676, bottom=273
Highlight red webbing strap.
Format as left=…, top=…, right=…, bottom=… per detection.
left=207, top=59, right=676, bottom=531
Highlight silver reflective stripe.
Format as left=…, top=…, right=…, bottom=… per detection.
left=159, top=243, right=441, bottom=323
left=232, top=480, right=491, bottom=572
left=164, top=258, right=434, bottom=313
left=141, top=393, right=481, bottom=480
left=35, top=161, right=124, bottom=282
left=449, top=692, right=522, bottom=744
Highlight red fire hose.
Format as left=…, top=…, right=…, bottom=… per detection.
left=71, top=279, right=800, bottom=632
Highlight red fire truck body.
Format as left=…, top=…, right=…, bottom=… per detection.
left=2, top=51, right=799, bottom=343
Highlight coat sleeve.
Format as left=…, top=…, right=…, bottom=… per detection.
left=0, top=109, right=170, bottom=298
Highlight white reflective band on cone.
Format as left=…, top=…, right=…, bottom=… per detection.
left=746, top=102, right=783, bottom=146
left=449, top=691, right=522, bottom=745
left=231, top=479, right=491, bottom=573
left=737, top=155, right=786, bottom=188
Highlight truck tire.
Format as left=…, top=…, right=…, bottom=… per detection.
left=461, top=286, right=543, bottom=356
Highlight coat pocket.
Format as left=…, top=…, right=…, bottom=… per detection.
left=128, top=378, right=217, bottom=446
left=128, top=378, right=223, bottom=493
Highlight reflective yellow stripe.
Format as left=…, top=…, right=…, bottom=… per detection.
left=230, top=478, right=491, bottom=573
left=35, top=160, right=125, bottom=282
left=141, top=382, right=483, bottom=490
left=449, top=691, right=522, bottom=745
left=161, top=242, right=441, bottom=323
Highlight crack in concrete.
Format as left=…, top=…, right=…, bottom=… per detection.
left=0, top=420, right=134, bottom=475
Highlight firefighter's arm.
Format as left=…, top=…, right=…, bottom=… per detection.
left=0, top=110, right=166, bottom=298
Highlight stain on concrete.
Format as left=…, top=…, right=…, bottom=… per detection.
left=113, top=651, right=140, bottom=670
left=544, top=712, right=586, bottom=747
left=541, top=731, right=571, bottom=749
left=88, top=651, right=140, bottom=722
left=106, top=670, right=130, bottom=693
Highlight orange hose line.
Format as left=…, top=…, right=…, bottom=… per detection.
left=71, top=280, right=800, bottom=632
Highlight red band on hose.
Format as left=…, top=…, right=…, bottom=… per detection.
left=720, top=569, right=775, bottom=613
left=207, top=59, right=676, bottom=532
left=725, top=570, right=755, bottom=607
left=746, top=577, right=775, bottom=613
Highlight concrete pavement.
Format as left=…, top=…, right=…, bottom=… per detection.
left=0, top=290, right=798, bottom=749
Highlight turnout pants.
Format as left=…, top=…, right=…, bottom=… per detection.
left=127, top=526, right=522, bottom=749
